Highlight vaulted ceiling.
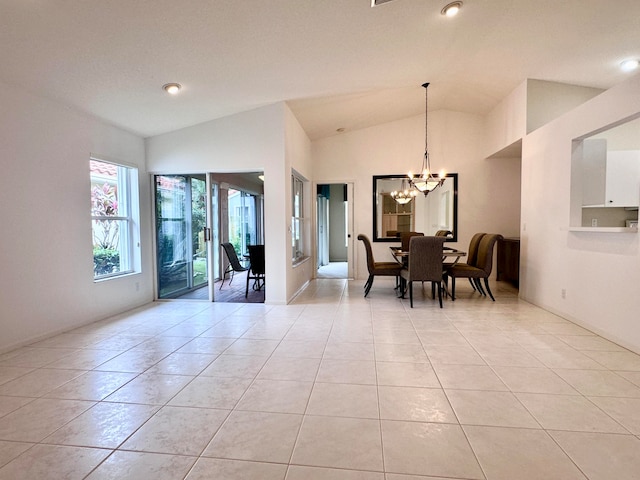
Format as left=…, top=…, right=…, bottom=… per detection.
left=1, top=0, right=638, bottom=140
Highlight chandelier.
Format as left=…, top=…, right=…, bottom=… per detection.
left=391, top=178, right=418, bottom=204
left=407, top=83, right=446, bottom=196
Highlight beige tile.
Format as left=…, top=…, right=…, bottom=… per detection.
left=44, top=371, right=137, bottom=401
left=45, top=349, right=122, bottom=370
left=145, top=352, right=217, bottom=375
left=582, top=350, right=640, bottom=371
left=464, top=425, right=587, bottom=480
left=588, top=396, right=640, bottom=434
left=554, top=369, right=640, bottom=397
left=272, top=340, right=326, bottom=358
left=235, top=379, right=313, bottom=414
left=379, top=386, right=456, bottom=423
left=0, top=444, right=110, bottom=480
left=433, top=364, right=507, bottom=391
left=186, top=457, right=287, bottom=480
left=104, top=373, right=193, bottom=405
left=317, top=359, right=377, bottom=385
left=176, top=337, right=236, bottom=354
left=292, top=416, right=383, bottom=471
left=516, top=392, right=627, bottom=433
left=0, top=398, right=93, bottom=442
left=200, top=354, right=268, bottom=378
left=476, top=346, right=544, bottom=367
left=90, top=335, right=152, bottom=351
left=0, top=367, right=34, bottom=386
left=417, top=331, right=470, bottom=347
left=224, top=339, right=279, bottom=356
left=492, top=366, right=577, bottom=394
left=257, top=356, right=320, bottom=381
left=0, top=440, right=32, bottom=468
left=0, top=368, right=83, bottom=397
left=528, top=347, right=606, bottom=370
left=550, top=430, right=640, bottom=480
left=373, top=329, right=421, bottom=345
left=381, top=420, right=482, bottom=478
left=376, top=362, right=440, bottom=388
left=0, top=396, right=34, bottom=417
left=203, top=411, right=302, bottom=463
left=306, top=383, right=379, bottom=419
left=94, top=349, right=168, bottom=373
left=385, top=475, right=465, bottom=480
left=85, top=451, right=196, bottom=480
left=43, top=402, right=158, bottom=448
left=423, top=345, right=485, bottom=365
left=121, top=405, right=228, bottom=455
left=0, top=347, right=79, bottom=368
left=447, top=389, right=539, bottom=428
left=286, top=465, right=384, bottom=479
left=168, top=375, right=251, bottom=409
left=556, top=335, right=626, bottom=352
left=375, top=343, right=428, bottom=363
left=322, top=342, right=375, bottom=361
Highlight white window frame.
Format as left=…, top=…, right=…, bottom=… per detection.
left=90, top=156, right=140, bottom=280
left=292, top=173, right=306, bottom=262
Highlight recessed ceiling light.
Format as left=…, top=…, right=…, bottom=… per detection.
left=620, top=59, right=639, bottom=72
left=162, top=83, right=182, bottom=94
left=336, top=127, right=346, bottom=133
left=441, top=1, right=462, bottom=17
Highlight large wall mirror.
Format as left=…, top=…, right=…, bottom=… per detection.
left=373, top=174, right=458, bottom=242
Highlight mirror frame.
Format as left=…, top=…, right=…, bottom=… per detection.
left=372, top=173, right=458, bottom=242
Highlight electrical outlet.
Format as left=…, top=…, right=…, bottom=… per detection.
left=561, top=288, right=566, bottom=299
left=591, top=218, right=598, bottom=227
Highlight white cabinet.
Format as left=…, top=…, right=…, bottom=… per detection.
left=581, top=139, right=640, bottom=207
left=605, top=150, right=640, bottom=207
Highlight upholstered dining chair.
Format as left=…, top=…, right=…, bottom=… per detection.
left=435, top=230, right=452, bottom=237
left=443, top=232, right=486, bottom=291
left=357, top=234, right=403, bottom=297
left=245, top=244, right=265, bottom=298
left=220, top=242, right=248, bottom=289
left=400, top=231, right=424, bottom=252
left=400, top=235, right=447, bottom=308
left=444, top=233, right=503, bottom=301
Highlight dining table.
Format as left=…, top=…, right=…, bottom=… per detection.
left=390, top=245, right=467, bottom=298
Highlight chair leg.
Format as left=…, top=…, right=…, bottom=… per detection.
left=245, top=273, right=250, bottom=298
left=451, top=277, right=456, bottom=301
left=431, top=282, right=436, bottom=299
left=468, top=278, right=476, bottom=291
left=437, top=282, right=443, bottom=308
left=364, top=275, right=374, bottom=297
left=475, top=278, right=486, bottom=296
left=484, top=278, right=496, bottom=301
left=409, top=281, right=413, bottom=308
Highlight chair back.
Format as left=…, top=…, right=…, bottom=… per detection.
left=466, top=233, right=486, bottom=267
left=406, top=236, right=446, bottom=282
left=475, top=234, right=503, bottom=274
left=247, top=245, right=265, bottom=275
left=435, top=230, right=452, bottom=237
left=221, top=242, right=245, bottom=271
left=400, top=232, right=424, bottom=252
left=357, top=234, right=375, bottom=274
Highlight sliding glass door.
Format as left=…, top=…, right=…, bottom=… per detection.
left=155, top=175, right=208, bottom=299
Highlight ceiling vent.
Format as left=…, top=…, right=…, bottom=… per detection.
left=371, top=0, right=396, bottom=6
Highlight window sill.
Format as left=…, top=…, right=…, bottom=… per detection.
left=568, top=227, right=638, bottom=233
left=292, top=256, right=311, bottom=268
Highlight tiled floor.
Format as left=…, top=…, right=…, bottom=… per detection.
left=1, top=278, right=640, bottom=479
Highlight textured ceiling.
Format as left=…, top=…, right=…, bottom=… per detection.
left=1, top=0, right=638, bottom=139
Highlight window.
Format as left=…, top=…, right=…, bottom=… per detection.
left=292, top=173, right=306, bottom=262
left=90, top=158, right=140, bottom=280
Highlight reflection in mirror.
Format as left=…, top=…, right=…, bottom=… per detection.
left=571, top=114, right=640, bottom=228
left=373, top=174, right=458, bottom=242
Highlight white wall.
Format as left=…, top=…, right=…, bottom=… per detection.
left=312, top=110, right=521, bottom=282
left=0, top=83, right=151, bottom=353
left=520, top=73, right=640, bottom=352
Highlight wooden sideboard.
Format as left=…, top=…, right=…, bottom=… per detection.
left=497, top=237, right=520, bottom=287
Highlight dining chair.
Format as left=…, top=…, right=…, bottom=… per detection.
left=400, top=231, right=424, bottom=252
left=444, top=233, right=503, bottom=301
left=220, top=242, right=248, bottom=289
left=245, top=244, right=265, bottom=298
left=400, top=235, right=447, bottom=308
left=435, top=230, right=452, bottom=237
left=443, top=232, right=486, bottom=291
left=357, top=234, right=403, bottom=297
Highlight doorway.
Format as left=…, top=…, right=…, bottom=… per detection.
left=316, top=183, right=354, bottom=279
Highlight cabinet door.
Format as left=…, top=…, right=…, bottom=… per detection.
left=606, top=151, right=640, bottom=207
left=582, top=139, right=606, bottom=206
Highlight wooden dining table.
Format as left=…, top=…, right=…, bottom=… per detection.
left=390, top=246, right=467, bottom=298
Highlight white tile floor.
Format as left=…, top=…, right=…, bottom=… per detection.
left=1, top=278, right=640, bottom=479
